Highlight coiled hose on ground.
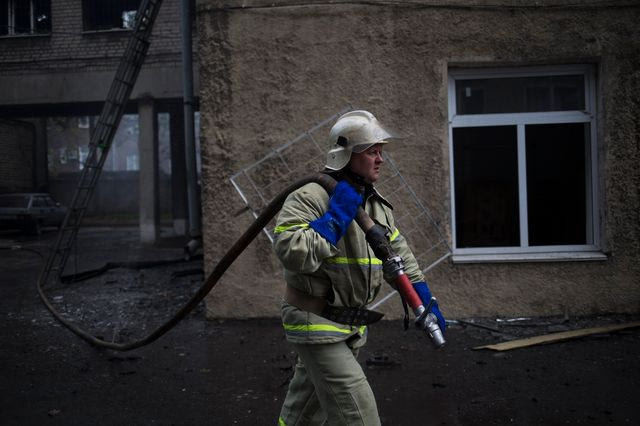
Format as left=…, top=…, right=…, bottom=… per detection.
left=37, top=173, right=372, bottom=351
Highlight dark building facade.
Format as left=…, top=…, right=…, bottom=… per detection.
left=0, top=0, right=199, bottom=240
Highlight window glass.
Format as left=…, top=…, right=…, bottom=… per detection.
left=526, top=123, right=589, bottom=246
left=456, top=75, right=585, bottom=114
left=78, top=146, right=89, bottom=170
left=0, top=1, right=7, bottom=35
left=82, top=0, right=140, bottom=31
left=122, top=10, right=136, bottom=29
left=0, top=0, right=51, bottom=35
left=34, top=0, right=51, bottom=33
left=126, top=154, right=139, bottom=171
left=13, top=0, right=31, bottom=34
left=453, top=126, right=520, bottom=248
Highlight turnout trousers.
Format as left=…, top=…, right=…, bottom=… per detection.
left=278, top=338, right=380, bottom=426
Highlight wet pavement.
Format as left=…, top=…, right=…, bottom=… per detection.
left=1, top=226, right=639, bottom=425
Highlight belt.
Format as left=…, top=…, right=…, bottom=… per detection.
left=284, top=285, right=384, bottom=326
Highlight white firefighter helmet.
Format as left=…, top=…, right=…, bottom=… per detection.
left=325, top=110, right=398, bottom=171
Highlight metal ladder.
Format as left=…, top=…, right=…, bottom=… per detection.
left=39, top=0, right=164, bottom=286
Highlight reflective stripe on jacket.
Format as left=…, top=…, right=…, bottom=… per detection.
left=274, top=182, right=424, bottom=344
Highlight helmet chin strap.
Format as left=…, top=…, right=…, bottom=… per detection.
left=322, top=166, right=372, bottom=190
left=344, top=168, right=368, bottom=187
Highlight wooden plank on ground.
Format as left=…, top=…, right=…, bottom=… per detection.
left=473, top=321, right=640, bottom=351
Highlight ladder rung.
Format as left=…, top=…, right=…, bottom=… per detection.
left=98, top=115, right=122, bottom=124
left=60, top=223, right=79, bottom=230
left=114, top=78, right=132, bottom=87
left=60, top=233, right=78, bottom=242
left=73, top=192, right=92, bottom=201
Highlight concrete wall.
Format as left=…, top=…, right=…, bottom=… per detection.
left=0, top=119, right=35, bottom=193
left=197, top=0, right=640, bottom=319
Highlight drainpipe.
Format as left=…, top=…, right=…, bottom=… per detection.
left=181, top=0, right=201, bottom=257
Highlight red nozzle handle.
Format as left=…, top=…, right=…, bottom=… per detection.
left=395, top=274, right=422, bottom=311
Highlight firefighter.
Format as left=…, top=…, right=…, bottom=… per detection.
left=274, top=110, right=445, bottom=425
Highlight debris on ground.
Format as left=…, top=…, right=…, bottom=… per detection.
left=473, top=321, right=640, bottom=351
left=1, top=227, right=639, bottom=425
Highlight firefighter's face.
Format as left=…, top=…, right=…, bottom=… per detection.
left=349, top=144, right=384, bottom=183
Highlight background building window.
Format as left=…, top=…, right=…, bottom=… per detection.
left=448, top=65, right=598, bottom=258
left=82, top=0, right=140, bottom=31
left=46, top=115, right=141, bottom=175
left=126, top=154, right=139, bottom=171
left=0, top=0, right=51, bottom=36
left=78, top=146, right=89, bottom=170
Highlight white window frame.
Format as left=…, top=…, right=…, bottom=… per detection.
left=448, top=65, right=605, bottom=263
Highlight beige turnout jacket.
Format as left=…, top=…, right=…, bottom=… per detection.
left=274, top=181, right=424, bottom=345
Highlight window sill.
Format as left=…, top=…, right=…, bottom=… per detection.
left=0, top=33, right=51, bottom=39
left=452, top=251, right=608, bottom=264
left=82, top=29, right=133, bottom=35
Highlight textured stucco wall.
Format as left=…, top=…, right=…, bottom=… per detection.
left=197, top=0, right=640, bottom=319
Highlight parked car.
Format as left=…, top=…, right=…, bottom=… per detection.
left=0, top=193, right=68, bottom=234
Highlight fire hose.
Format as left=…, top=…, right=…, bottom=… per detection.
left=38, top=173, right=444, bottom=351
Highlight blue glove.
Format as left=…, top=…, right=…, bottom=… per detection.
left=412, top=281, right=446, bottom=334
left=309, top=180, right=363, bottom=245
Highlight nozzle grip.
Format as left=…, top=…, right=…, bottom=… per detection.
left=395, top=273, right=423, bottom=312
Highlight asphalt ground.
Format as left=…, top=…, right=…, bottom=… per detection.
left=1, top=226, right=639, bottom=425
